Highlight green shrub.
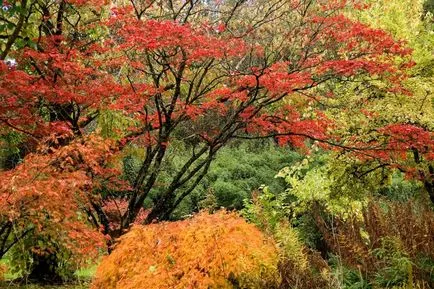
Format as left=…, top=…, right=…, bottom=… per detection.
left=118, top=140, right=300, bottom=219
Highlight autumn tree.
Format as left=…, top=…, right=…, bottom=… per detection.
left=0, top=0, right=120, bottom=142
left=303, top=0, right=434, bottom=204
left=0, top=0, right=117, bottom=279
left=0, top=136, right=115, bottom=279
left=101, top=0, right=426, bottom=233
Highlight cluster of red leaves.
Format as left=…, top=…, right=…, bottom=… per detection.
left=92, top=211, right=279, bottom=289
left=113, top=19, right=245, bottom=61
left=380, top=124, right=434, bottom=159
left=66, top=0, right=110, bottom=6
left=6, top=0, right=411, bottom=157
left=344, top=123, right=434, bottom=179
left=0, top=61, right=42, bottom=135
left=0, top=35, right=123, bottom=138
left=242, top=104, right=333, bottom=150
left=2, top=0, right=422, bottom=151
left=106, top=16, right=246, bottom=117
left=0, top=136, right=118, bottom=263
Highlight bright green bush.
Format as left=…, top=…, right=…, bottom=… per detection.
left=119, top=140, right=300, bottom=219
left=176, top=141, right=300, bottom=215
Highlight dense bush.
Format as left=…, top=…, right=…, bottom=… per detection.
left=244, top=154, right=434, bottom=289
left=0, top=132, right=26, bottom=169
left=181, top=141, right=300, bottom=213
left=243, top=188, right=334, bottom=289
left=0, top=136, right=113, bottom=282
left=92, top=211, right=279, bottom=289
left=121, top=140, right=300, bottom=219
left=315, top=201, right=434, bottom=287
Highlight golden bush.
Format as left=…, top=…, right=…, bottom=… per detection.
left=0, top=263, right=6, bottom=281
left=92, top=211, right=279, bottom=289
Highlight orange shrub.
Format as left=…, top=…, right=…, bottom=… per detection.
left=92, top=211, right=279, bottom=289
left=0, top=263, right=6, bottom=281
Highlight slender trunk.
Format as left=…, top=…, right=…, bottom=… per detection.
left=424, top=165, right=434, bottom=205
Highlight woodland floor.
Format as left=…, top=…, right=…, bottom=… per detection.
left=0, top=261, right=94, bottom=289
left=0, top=270, right=92, bottom=288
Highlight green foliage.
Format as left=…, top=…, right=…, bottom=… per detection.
left=243, top=186, right=289, bottom=234
left=377, top=172, right=424, bottom=202
left=352, top=0, right=434, bottom=130
left=329, top=255, right=371, bottom=289
left=97, top=110, right=135, bottom=140
left=372, top=238, right=413, bottom=288
left=121, top=148, right=144, bottom=186
left=246, top=146, right=433, bottom=289
left=0, top=132, right=24, bottom=169
left=117, top=140, right=300, bottom=219
left=243, top=186, right=332, bottom=288
left=197, top=141, right=300, bottom=211
left=275, top=151, right=428, bottom=221
left=4, top=236, right=78, bottom=282
left=276, top=153, right=369, bottom=219
left=290, top=214, right=323, bottom=251
left=424, top=0, right=434, bottom=15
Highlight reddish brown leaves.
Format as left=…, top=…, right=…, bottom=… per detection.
left=0, top=136, right=117, bottom=262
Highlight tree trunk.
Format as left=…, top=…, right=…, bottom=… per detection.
left=28, top=252, right=66, bottom=284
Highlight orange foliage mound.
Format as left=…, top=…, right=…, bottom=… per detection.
left=92, top=211, right=279, bottom=289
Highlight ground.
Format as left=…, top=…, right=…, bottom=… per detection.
left=0, top=262, right=94, bottom=289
